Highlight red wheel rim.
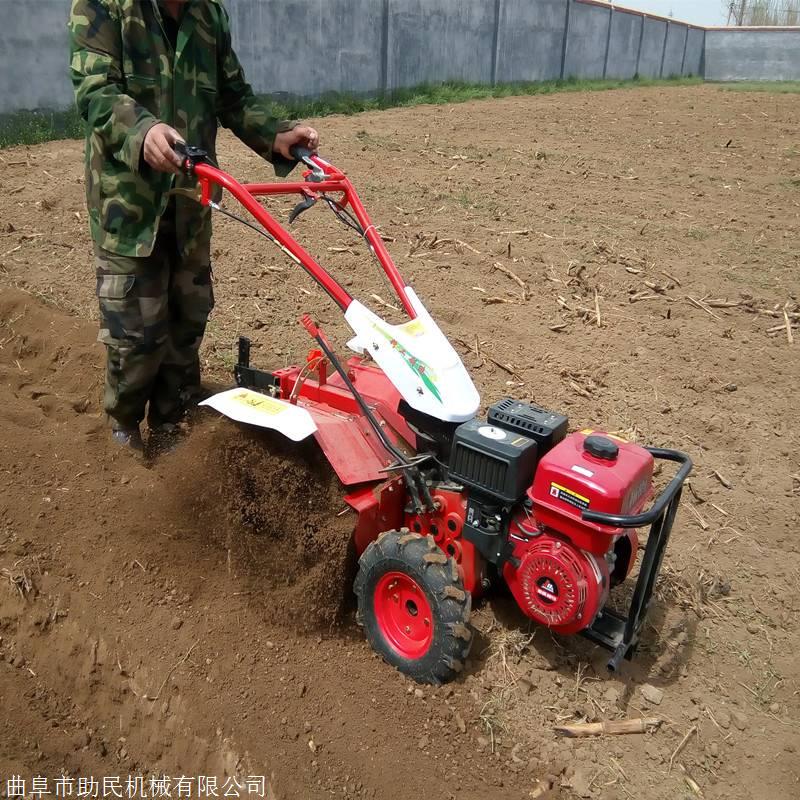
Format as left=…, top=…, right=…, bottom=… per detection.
left=373, top=572, right=434, bottom=659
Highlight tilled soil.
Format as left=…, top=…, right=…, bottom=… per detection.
left=1, top=85, right=799, bottom=799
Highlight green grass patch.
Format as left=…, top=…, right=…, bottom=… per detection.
left=262, top=75, right=704, bottom=120
left=0, top=76, right=704, bottom=150
left=0, top=107, right=84, bottom=149
left=717, top=80, right=800, bottom=93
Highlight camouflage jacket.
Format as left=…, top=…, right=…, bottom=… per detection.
left=69, top=0, right=295, bottom=257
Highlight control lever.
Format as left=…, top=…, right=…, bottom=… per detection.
left=290, top=145, right=325, bottom=182
left=289, top=193, right=317, bottom=224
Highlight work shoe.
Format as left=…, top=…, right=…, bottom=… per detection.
left=147, top=421, right=186, bottom=456
left=181, top=385, right=213, bottom=407
left=111, top=428, right=145, bottom=453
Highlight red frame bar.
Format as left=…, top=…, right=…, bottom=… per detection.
left=192, top=156, right=417, bottom=318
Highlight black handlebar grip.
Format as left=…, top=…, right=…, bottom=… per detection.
left=172, top=142, right=209, bottom=173
left=173, top=140, right=188, bottom=170
left=290, top=145, right=315, bottom=162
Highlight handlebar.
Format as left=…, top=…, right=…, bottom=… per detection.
left=162, top=142, right=419, bottom=317
left=581, top=448, right=693, bottom=528
left=173, top=140, right=209, bottom=173
left=172, top=140, right=315, bottom=168
left=173, top=141, right=323, bottom=181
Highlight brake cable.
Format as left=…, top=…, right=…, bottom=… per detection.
left=209, top=201, right=279, bottom=243
left=321, top=194, right=365, bottom=236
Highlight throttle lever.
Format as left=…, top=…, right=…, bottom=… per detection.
left=288, top=194, right=317, bottom=224
left=289, top=145, right=325, bottom=182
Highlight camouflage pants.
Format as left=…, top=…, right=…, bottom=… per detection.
left=94, top=211, right=214, bottom=430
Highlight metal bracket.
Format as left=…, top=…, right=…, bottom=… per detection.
left=234, top=337, right=281, bottom=394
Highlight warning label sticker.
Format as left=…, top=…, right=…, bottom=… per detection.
left=231, top=390, right=286, bottom=416
left=549, top=482, right=590, bottom=511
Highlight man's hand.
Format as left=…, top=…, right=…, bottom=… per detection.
left=143, top=123, right=185, bottom=174
left=273, top=125, right=320, bottom=160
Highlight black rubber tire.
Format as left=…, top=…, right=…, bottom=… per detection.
left=354, top=529, right=473, bottom=685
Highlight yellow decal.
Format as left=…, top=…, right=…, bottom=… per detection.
left=231, top=390, right=286, bottom=416
left=549, top=482, right=591, bottom=511
left=400, top=319, right=426, bottom=338
left=582, top=428, right=627, bottom=443
left=550, top=482, right=589, bottom=503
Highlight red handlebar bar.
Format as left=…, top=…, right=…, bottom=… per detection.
left=188, top=155, right=417, bottom=319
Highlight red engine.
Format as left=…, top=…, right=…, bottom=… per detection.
left=340, top=392, right=682, bottom=674
left=501, top=429, right=651, bottom=633
left=404, top=422, right=652, bottom=637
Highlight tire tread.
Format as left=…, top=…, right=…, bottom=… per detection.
left=355, top=529, right=474, bottom=685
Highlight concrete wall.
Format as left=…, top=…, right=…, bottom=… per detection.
left=2, top=1, right=800, bottom=116
left=606, top=11, right=644, bottom=80
left=562, top=4, right=706, bottom=82
left=563, top=1, right=611, bottom=80
left=227, top=0, right=384, bottom=97
left=0, top=0, right=73, bottom=114
left=662, top=22, right=687, bottom=77
left=637, top=17, right=668, bottom=79
left=705, top=29, right=800, bottom=81
left=685, top=27, right=705, bottom=77
left=495, top=0, right=567, bottom=83
left=386, top=0, right=495, bottom=89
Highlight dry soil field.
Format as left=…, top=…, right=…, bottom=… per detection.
left=0, top=85, right=798, bottom=800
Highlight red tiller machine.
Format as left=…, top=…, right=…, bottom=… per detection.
left=177, top=144, right=693, bottom=684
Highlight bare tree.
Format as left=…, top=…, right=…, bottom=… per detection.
left=725, top=0, right=800, bottom=24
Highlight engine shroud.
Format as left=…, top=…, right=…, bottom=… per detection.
left=504, top=534, right=609, bottom=634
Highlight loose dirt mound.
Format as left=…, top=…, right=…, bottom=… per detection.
left=2, top=85, right=799, bottom=799
left=161, top=426, right=357, bottom=629
left=0, top=285, right=353, bottom=630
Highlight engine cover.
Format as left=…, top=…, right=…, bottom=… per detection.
left=503, top=535, right=609, bottom=635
